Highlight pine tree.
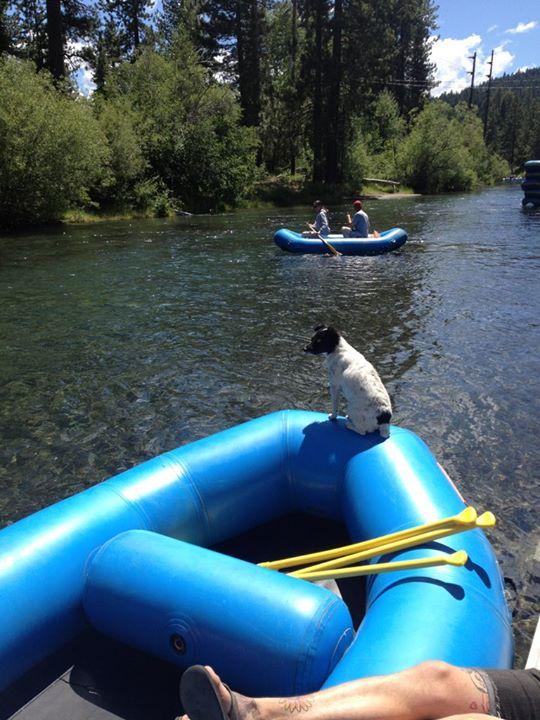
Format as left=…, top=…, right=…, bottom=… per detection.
left=8, top=0, right=95, bottom=79
left=158, top=0, right=219, bottom=64
left=10, top=0, right=49, bottom=70
left=389, top=0, right=436, bottom=115
left=0, top=0, right=15, bottom=54
left=100, top=0, right=153, bottom=58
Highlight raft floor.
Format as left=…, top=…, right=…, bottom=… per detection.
left=2, top=513, right=365, bottom=720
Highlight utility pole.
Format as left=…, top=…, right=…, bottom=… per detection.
left=468, top=51, right=476, bottom=108
left=483, top=49, right=494, bottom=140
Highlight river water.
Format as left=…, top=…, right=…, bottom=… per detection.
left=1, top=185, right=538, bottom=666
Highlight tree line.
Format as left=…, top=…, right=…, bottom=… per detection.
left=440, top=67, right=540, bottom=173
left=0, top=0, right=518, bottom=229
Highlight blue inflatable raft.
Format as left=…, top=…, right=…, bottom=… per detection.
left=274, top=228, right=407, bottom=255
left=0, top=410, right=512, bottom=710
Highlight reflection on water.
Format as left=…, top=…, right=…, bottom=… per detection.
left=0, top=185, right=539, bottom=666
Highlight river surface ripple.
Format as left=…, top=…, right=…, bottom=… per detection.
left=1, top=186, right=539, bottom=666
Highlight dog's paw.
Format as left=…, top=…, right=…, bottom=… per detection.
left=379, top=424, right=390, bottom=439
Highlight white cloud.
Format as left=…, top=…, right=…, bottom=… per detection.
left=66, top=39, right=96, bottom=96
left=517, top=65, right=532, bottom=73
left=487, top=25, right=498, bottom=33
left=489, top=44, right=515, bottom=77
left=430, top=34, right=481, bottom=96
left=75, top=65, right=96, bottom=97
left=505, top=21, right=538, bottom=35
left=430, top=35, right=515, bottom=97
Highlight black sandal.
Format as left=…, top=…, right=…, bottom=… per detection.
left=179, top=665, right=239, bottom=720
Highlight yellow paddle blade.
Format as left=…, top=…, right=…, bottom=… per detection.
left=456, top=506, right=478, bottom=524
left=295, top=550, right=469, bottom=582
left=476, top=511, right=496, bottom=528
left=447, top=550, right=469, bottom=566
left=259, top=506, right=477, bottom=571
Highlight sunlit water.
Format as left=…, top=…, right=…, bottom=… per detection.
left=1, top=186, right=539, bottom=666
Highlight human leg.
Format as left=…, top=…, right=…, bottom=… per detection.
left=178, top=661, right=502, bottom=720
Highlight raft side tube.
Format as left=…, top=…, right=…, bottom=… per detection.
left=274, top=228, right=408, bottom=255
left=83, top=530, right=354, bottom=696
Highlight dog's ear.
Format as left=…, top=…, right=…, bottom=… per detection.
left=313, top=324, right=327, bottom=332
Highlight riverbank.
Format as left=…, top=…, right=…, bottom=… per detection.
left=62, top=204, right=177, bottom=225
left=59, top=180, right=417, bottom=226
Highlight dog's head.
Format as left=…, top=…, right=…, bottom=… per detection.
left=304, top=325, right=341, bottom=355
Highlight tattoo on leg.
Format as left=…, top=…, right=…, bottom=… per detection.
left=464, top=669, right=490, bottom=713
left=278, top=696, right=314, bottom=714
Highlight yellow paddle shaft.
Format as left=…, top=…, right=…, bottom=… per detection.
left=290, top=519, right=487, bottom=578
left=259, top=506, right=478, bottom=571
left=297, top=550, right=468, bottom=582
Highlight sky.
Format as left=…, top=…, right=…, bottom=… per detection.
left=431, top=0, right=539, bottom=95
left=76, top=0, right=540, bottom=97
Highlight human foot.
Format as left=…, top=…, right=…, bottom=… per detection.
left=179, top=665, right=264, bottom=720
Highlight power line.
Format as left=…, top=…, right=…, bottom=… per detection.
left=368, top=79, right=540, bottom=90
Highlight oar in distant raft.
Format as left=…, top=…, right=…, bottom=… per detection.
left=306, top=223, right=341, bottom=257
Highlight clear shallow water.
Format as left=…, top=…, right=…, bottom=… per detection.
left=1, top=186, right=539, bottom=665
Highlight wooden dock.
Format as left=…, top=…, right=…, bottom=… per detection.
left=363, top=178, right=401, bottom=192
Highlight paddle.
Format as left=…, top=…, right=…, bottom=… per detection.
left=306, top=223, right=341, bottom=257
left=291, top=511, right=494, bottom=578
left=295, top=550, right=468, bottom=582
left=260, top=506, right=479, bottom=571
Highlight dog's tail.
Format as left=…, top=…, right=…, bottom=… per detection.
left=377, top=410, right=392, bottom=439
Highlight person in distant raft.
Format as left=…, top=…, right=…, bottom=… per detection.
left=303, top=200, right=331, bottom=237
left=342, top=199, right=380, bottom=238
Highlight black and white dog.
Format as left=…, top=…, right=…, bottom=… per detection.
left=305, top=325, right=392, bottom=438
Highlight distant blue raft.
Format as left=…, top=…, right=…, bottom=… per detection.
left=274, top=227, right=407, bottom=255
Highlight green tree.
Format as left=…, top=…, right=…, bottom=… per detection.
left=0, top=57, right=108, bottom=228
left=389, top=0, right=437, bottom=114
left=397, top=101, right=477, bottom=193
left=440, top=67, right=540, bottom=169
left=93, top=96, right=147, bottom=204
left=259, top=0, right=307, bottom=174
left=8, top=0, right=95, bottom=79
left=0, top=0, right=16, bottom=55
left=99, top=0, right=153, bottom=58
left=105, top=32, right=258, bottom=209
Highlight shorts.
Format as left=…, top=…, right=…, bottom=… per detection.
left=480, top=668, right=540, bottom=720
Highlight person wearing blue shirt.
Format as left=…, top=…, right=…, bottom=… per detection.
left=303, top=200, right=330, bottom=237
left=342, top=199, right=369, bottom=237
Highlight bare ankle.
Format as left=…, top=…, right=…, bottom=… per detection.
left=235, top=694, right=267, bottom=719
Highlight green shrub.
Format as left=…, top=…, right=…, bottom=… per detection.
left=0, top=58, right=108, bottom=228
left=397, top=102, right=478, bottom=193
left=343, top=129, right=372, bottom=188
left=93, top=97, right=147, bottom=204
left=105, top=46, right=258, bottom=210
